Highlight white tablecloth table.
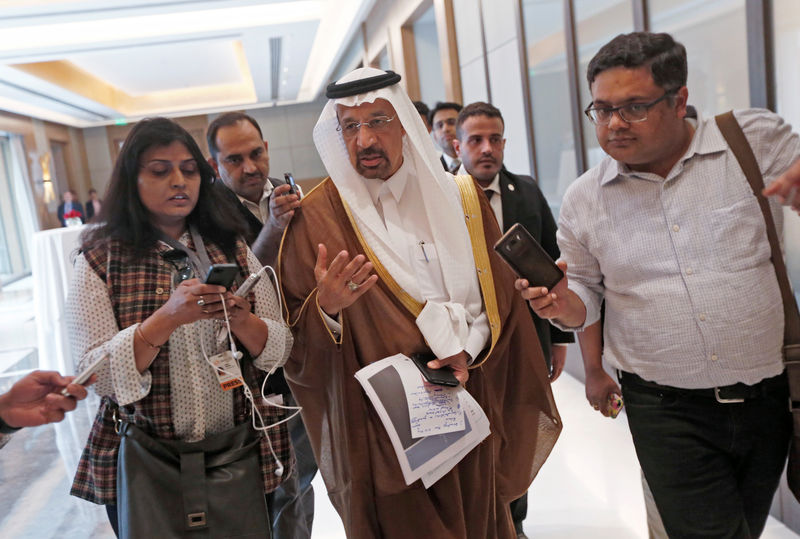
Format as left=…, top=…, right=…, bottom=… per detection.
left=32, top=224, right=100, bottom=506
left=32, top=225, right=85, bottom=376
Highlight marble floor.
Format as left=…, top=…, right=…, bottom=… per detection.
left=1, top=371, right=797, bottom=538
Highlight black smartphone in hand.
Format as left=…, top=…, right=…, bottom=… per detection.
left=493, top=223, right=563, bottom=290
left=410, top=353, right=460, bottom=387
left=204, top=264, right=239, bottom=289
left=284, top=172, right=301, bottom=198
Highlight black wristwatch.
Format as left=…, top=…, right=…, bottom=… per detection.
left=0, top=415, right=22, bottom=434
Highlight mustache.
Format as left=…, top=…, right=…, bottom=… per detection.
left=357, top=146, right=388, bottom=161
left=243, top=172, right=265, bottom=181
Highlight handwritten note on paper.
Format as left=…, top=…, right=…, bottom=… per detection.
left=398, top=357, right=466, bottom=438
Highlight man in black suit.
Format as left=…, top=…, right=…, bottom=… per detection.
left=429, top=101, right=462, bottom=173
left=57, top=190, right=85, bottom=227
left=207, top=112, right=314, bottom=539
left=85, top=188, right=102, bottom=222
left=453, top=101, right=573, bottom=539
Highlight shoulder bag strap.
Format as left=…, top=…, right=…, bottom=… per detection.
left=714, top=111, right=800, bottom=347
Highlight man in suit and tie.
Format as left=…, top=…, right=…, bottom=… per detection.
left=57, top=190, right=85, bottom=227
left=429, top=101, right=462, bottom=173
left=453, top=101, right=573, bottom=538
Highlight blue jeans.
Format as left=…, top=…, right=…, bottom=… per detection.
left=267, top=394, right=317, bottom=539
left=621, top=372, right=790, bottom=539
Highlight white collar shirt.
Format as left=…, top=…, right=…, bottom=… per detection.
left=441, top=151, right=460, bottom=173
left=360, top=158, right=489, bottom=359
left=460, top=165, right=503, bottom=230
left=556, top=108, right=800, bottom=388
left=237, top=181, right=274, bottom=224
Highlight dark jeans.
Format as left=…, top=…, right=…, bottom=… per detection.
left=266, top=394, right=317, bottom=539
left=621, top=372, right=791, bottom=539
left=510, top=492, right=527, bottom=534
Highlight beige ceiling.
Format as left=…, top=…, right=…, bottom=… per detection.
left=0, top=0, right=376, bottom=127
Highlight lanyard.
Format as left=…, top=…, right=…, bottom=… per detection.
left=158, top=225, right=213, bottom=279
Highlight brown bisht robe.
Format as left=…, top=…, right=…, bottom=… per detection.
left=279, top=177, right=561, bottom=538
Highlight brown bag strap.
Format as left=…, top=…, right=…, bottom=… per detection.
left=715, top=111, right=800, bottom=347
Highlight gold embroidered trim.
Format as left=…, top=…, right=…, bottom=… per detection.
left=453, top=174, right=501, bottom=367
left=340, top=197, right=425, bottom=317
left=278, top=178, right=333, bottom=326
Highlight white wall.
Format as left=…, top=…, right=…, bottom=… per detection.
left=84, top=100, right=328, bottom=193
left=453, top=0, right=533, bottom=176
left=454, top=0, right=489, bottom=104
left=217, top=100, right=328, bottom=181
left=414, top=15, right=447, bottom=106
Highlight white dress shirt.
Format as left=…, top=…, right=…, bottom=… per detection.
left=324, top=158, right=490, bottom=361
left=460, top=166, right=503, bottom=231
left=556, top=109, right=800, bottom=388
left=441, top=152, right=460, bottom=173
left=238, top=181, right=275, bottom=224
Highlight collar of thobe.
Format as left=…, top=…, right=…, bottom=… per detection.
left=365, top=160, right=409, bottom=208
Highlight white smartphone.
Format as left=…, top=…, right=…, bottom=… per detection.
left=61, top=355, right=107, bottom=396
left=234, top=272, right=262, bottom=297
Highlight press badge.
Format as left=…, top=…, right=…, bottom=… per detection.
left=209, top=350, right=244, bottom=391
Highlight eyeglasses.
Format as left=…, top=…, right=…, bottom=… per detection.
left=337, top=115, right=396, bottom=139
left=162, top=250, right=194, bottom=287
left=584, top=90, right=677, bottom=125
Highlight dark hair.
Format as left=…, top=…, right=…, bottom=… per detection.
left=586, top=32, right=687, bottom=91
left=206, top=112, right=263, bottom=159
left=81, top=117, right=247, bottom=257
left=428, top=101, right=462, bottom=126
left=413, top=101, right=430, bottom=118
left=88, top=188, right=97, bottom=195
left=456, top=102, right=504, bottom=139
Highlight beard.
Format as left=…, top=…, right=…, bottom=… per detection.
left=355, top=146, right=395, bottom=179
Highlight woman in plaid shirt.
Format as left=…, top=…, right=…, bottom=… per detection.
left=65, top=118, right=293, bottom=536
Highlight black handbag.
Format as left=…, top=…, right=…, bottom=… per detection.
left=716, top=111, right=800, bottom=502
left=116, top=416, right=269, bottom=538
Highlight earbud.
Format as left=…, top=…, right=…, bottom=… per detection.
left=233, top=350, right=243, bottom=360
left=274, top=462, right=284, bottom=477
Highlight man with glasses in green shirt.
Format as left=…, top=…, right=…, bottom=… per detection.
left=519, top=31, right=800, bottom=538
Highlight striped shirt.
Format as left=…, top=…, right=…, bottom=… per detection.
left=556, top=109, right=800, bottom=388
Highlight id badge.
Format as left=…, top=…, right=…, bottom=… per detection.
left=209, top=350, right=244, bottom=391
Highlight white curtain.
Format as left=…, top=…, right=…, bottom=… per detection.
left=8, top=135, right=40, bottom=236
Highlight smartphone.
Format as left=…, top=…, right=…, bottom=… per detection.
left=234, top=272, right=262, bottom=297
left=493, top=223, right=564, bottom=290
left=607, top=393, right=624, bottom=419
left=204, top=264, right=239, bottom=289
left=284, top=172, right=301, bottom=199
left=61, top=355, right=106, bottom=396
left=410, top=353, right=459, bottom=387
